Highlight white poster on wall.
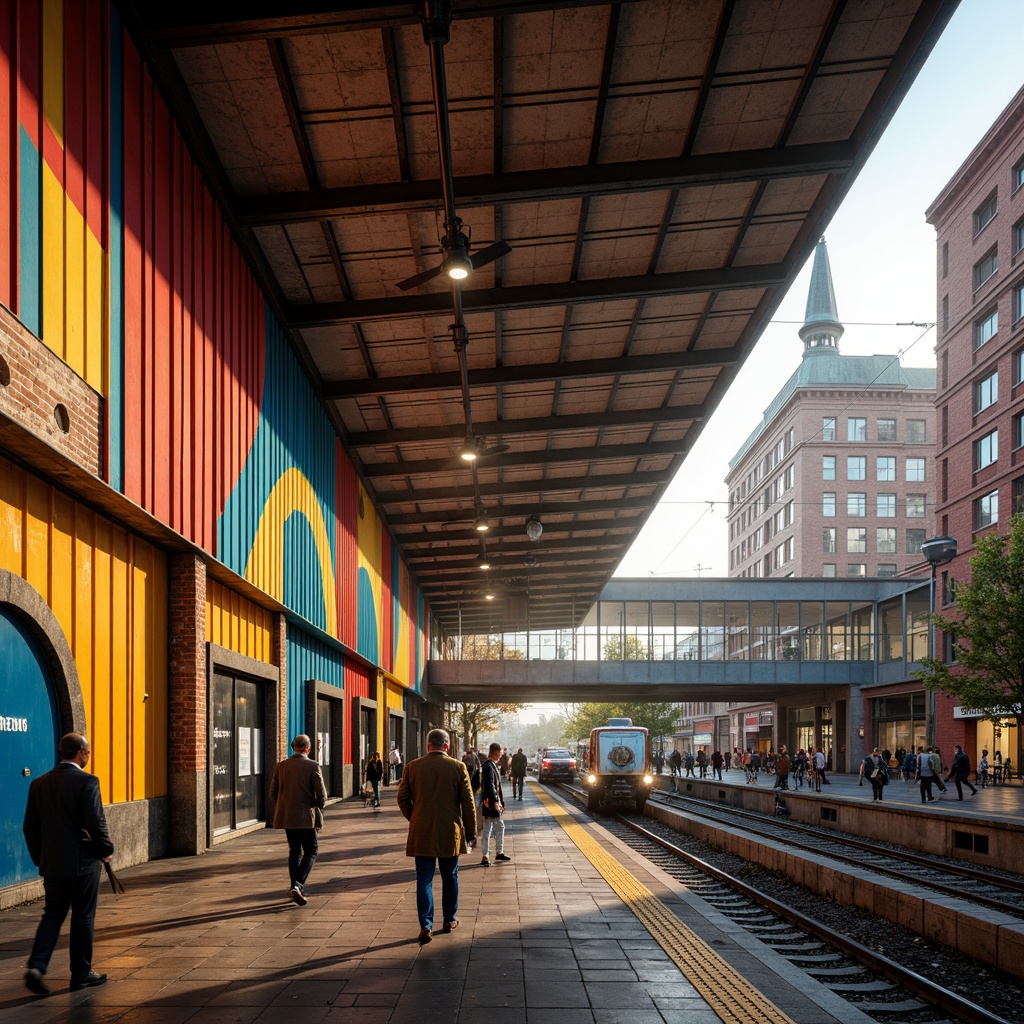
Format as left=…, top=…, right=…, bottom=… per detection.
left=238, top=729, right=252, bottom=777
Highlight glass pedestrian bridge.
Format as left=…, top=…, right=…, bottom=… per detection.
left=429, top=576, right=932, bottom=702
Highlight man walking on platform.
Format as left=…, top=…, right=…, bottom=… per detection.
left=509, top=747, right=528, bottom=800
left=917, top=745, right=936, bottom=802
left=947, top=745, right=978, bottom=800
left=23, top=732, right=114, bottom=995
left=479, top=743, right=509, bottom=865
left=398, top=729, right=477, bottom=943
left=270, top=735, right=327, bottom=907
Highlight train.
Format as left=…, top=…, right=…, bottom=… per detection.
left=582, top=718, right=654, bottom=813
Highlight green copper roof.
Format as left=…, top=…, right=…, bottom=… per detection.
left=803, top=238, right=840, bottom=328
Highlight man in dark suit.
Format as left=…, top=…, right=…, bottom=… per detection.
left=22, top=732, right=114, bottom=995
left=269, top=734, right=327, bottom=906
left=397, top=728, right=477, bottom=944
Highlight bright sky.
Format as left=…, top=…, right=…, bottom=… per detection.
left=614, top=0, right=1024, bottom=581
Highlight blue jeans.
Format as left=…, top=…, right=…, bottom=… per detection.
left=414, top=856, right=459, bottom=930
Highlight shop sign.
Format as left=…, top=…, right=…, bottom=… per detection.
left=759, top=710, right=774, bottom=725
left=744, top=714, right=759, bottom=728
left=0, top=716, right=30, bottom=731
left=953, top=705, right=1021, bottom=720
left=693, top=733, right=712, bottom=745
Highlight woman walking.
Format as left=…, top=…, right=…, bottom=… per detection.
left=365, top=751, right=384, bottom=808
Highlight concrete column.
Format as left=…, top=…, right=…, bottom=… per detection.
left=168, top=555, right=207, bottom=855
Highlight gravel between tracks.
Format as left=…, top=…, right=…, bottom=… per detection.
left=661, top=827, right=1024, bottom=1022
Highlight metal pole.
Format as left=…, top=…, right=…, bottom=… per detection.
left=926, top=563, right=937, bottom=746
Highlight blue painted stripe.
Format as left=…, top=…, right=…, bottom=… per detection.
left=18, top=127, right=41, bottom=336
left=286, top=627, right=346, bottom=739
left=107, top=8, right=124, bottom=490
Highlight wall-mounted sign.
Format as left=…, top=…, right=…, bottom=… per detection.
left=0, top=716, right=29, bottom=731
left=953, top=705, right=1021, bottom=720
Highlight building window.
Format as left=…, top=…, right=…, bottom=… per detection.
left=1016, top=349, right=1024, bottom=386
left=906, top=458, right=926, bottom=482
left=823, top=527, right=836, bottom=553
left=1016, top=157, right=1024, bottom=192
left=975, top=309, right=998, bottom=348
left=823, top=492, right=836, bottom=517
left=847, top=528, right=867, bottom=553
left=1015, top=476, right=1024, bottom=514
left=977, top=489, right=999, bottom=529
left=1016, top=285, right=1024, bottom=325
left=942, top=241, right=948, bottom=279
left=847, top=456, right=866, bottom=480
left=1015, top=414, right=1024, bottom=451
left=877, top=493, right=896, bottom=517
left=876, top=456, right=895, bottom=481
left=906, top=419, right=926, bottom=443
left=942, top=294, right=948, bottom=333
left=822, top=564, right=837, bottom=577
left=974, top=191, right=997, bottom=235
left=847, top=564, right=866, bottom=577
left=822, top=416, right=836, bottom=442
left=1015, top=217, right=1024, bottom=255
left=847, top=417, right=867, bottom=441
left=975, top=370, right=998, bottom=413
left=822, top=455, right=835, bottom=480
left=976, top=430, right=998, bottom=469
left=974, top=247, right=998, bottom=291
left=877, top=418, right=896, bottom=442
left=906, top=529, right=926, bottom=555
left=877, top=564, right=897, bottom=577
left=847, top=492, right=866, bottom=516
left=876, top=527, right=897, bottom=554
left=906, top=493, right=926, bottom=518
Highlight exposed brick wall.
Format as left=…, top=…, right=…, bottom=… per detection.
left=0, top=305, right=103, bottom=476
left=272, top=613, right=288, bottom=757
left=169, top=554, right=207, bottom=772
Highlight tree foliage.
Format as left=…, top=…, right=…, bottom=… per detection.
left=560, top=702, right=679, bottom=741
left=458, top=635, right=526, bottom=660
left=445, top=701, right=525, bottom=751
left=602, top=634, right=649, bottom=661
left=914, top=514, right=1024, bottom=727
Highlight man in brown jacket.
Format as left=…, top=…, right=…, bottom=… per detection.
left=270, top=735, right=326, bottom=906
left=397, top=728, right=477, bottom=944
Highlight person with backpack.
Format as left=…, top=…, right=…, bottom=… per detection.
left=859, top=747, right=888, bottom=801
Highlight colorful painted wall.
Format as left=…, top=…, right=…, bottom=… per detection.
left=0, top=2, right=430, bottom=737
left=0, top=460, right=168, bottom=803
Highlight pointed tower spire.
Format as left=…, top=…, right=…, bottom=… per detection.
left=799, top=237, right=843, bottom=357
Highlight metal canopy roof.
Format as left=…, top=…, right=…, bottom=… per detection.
left=119, top=0, right=956, bottom=635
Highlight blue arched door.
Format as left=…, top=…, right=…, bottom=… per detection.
left=0, top=607, right=60, bottom=888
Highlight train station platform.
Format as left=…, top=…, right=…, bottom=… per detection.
left=0, top=778, right=879, bottom=1024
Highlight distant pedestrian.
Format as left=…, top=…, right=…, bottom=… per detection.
left=509, top=747, right=528, bottom=800
left=479, top=743, right=509, bottom=866
left=668, top=749, right=682, bottom=777
left=711, top=749, right=724, bottom=780
left=859, top=747, right=888, bottom=801
left=22, top=732, right=114, bottom=995
left=947, top=744, right=978, bottom=800
left=978, top=749, right=990, bottom=788
left=684, top=751, right=695, bottom=777
left=932, top=747, right=948, bottom=794
left=774, top=746, right=790, bottom=790
left=812, top=747, right=826, bottom=792
left=696, top=747, right=708, bottom=778
left=916, top=745, right=935, bottom=803
left=270, top=735, right=327, bottom=907
left=365, top=751, right=384, bottom=807
left=748, top=750, right=762, bottom=784
left=397, top=729, right=477, bottom=943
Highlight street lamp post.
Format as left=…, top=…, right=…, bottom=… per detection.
left=921, top=535, right=957, bottom=746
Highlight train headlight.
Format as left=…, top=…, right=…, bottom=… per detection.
left=587, top=774, right=596, bottom=785
left=643, top=775, right=653, bottom=785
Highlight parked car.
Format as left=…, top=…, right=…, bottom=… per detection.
left=538, top=747, right=576, bottom=783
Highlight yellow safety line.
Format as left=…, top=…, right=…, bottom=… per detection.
left=532, top=784, right=798, bottom=1024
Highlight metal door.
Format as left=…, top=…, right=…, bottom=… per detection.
left=1, top=608, right=60, bottom=889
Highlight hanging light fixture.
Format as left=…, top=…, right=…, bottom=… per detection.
left=475, top=554, right=491, bottom=571
left=459, top=437, right=478, bottom=462
left=474, top=506, right=490, bottom=532
left=484, top=589, right=496, bottom=601
left=525, top=516, right=543, bottom=541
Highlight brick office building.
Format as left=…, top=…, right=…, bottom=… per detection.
left=726, top=239, right=937, bottom=580
left=925, top=85, right=1024, bottom=766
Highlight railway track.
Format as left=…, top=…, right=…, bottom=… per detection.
left=553, top=781, right=1017, bottom=1024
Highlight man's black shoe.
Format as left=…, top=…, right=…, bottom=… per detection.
left=290, top=886, right=308, bottom=906
left=495, top=853, right=511, bottom=862
left=70, top=971, right=107, bottom=991
left=24, top=968, right=48, bottom=995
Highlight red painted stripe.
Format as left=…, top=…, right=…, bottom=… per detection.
left=151, top=91, right=170, bottom=524
left=169, top=128, right=183, bottom=535
left=0, top=3, right=14, bottom=310
left=202, top=185, right=215, bottom=550
left=17, top=0, right=40, bottom=149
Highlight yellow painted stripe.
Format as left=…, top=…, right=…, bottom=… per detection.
left=532, top=785, right=797, bottom=1024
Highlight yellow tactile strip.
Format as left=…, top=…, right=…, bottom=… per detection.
left=533, top=785, right=797, bottom=1024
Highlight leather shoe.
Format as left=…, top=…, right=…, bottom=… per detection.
left=480, top=856, right=490, bottom=866
left=71, top=971, right=107, bottom=991
left=418, top=927, right=432, bottom=944
left=442, top=919, right=459, bottom=933
left=290, top=886, right=308, bottom=906
left=24, top=968, right=48, bottom=995
left=495, top=853, right=511, bottom=861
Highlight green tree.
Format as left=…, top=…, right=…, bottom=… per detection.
left=602, top=634, right=649, bottom=661
left=560, top=702, right=679, bottom=742
left=445, top=702, right=524, bottom=751
left=458, top=635, right=526, bottom=660
left=914, top=514, right=1024, bottom=733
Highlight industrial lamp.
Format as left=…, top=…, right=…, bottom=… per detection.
left=459, top=437, right=478, bottom=462
left=526, top=516, right=543, bottom=541
left=475, top=554, right=491, bottom=571
left=474, top=507, right=490, bottom=532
